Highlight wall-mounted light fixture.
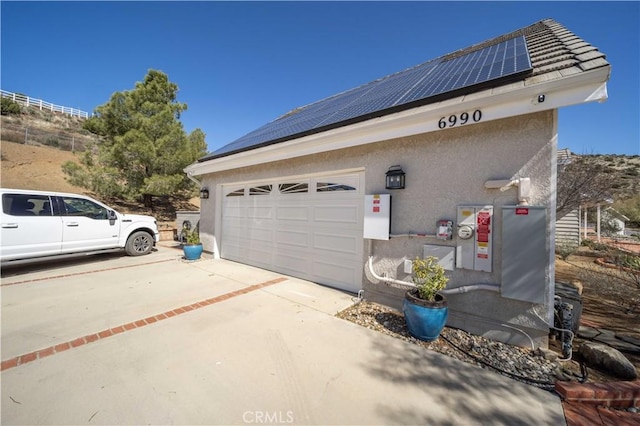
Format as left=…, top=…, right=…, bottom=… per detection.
left=385, top=165, right=406, bottom=190
left=200, top=188, right=209, bottom=199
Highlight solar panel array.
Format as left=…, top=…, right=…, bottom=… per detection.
left=204, top=35, right=532, bottom=161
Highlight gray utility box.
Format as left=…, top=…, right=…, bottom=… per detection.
left=555, top=281, right=583, bottom=334
left=501, top=206, right=547, bottom=304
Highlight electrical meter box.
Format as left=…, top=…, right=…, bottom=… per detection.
left=456, top=205, right=493, bottom=272
left=363, top=194, right=391, bottom=240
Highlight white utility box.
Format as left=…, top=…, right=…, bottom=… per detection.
left=423, top=245, right=455, bottom=271
left=363, top=194, right=391, bottom=240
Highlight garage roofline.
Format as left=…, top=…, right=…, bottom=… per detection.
left=185, top=66, right=609, bottom=177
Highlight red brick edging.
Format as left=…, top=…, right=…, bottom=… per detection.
left=555, top=380, right=640, bottom=408
left=0, top=259, right=175, bottom=287
left=562, top=401, right=640, bottom=426
left=1, top=277, right=287, bottom=372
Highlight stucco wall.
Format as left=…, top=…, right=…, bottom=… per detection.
left=198, top=110, right=558, bottom=348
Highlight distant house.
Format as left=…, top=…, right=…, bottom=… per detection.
left=555, top=149, right=582, bottom=250
left=603, top=208, right=629, bottom=236
left=185, top=19, right=610, bottom=349
left=556, top=210, right=581, bottom=248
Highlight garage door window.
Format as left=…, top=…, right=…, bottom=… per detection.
left=249, top=185, right=272, bottom=195
left=317, top=182, right=356, bottom=192
left=279, top=183, right=309, bottom=194
left=226, top=188, right=245, bottom=197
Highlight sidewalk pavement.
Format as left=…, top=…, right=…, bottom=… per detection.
left=1, top=245, right=565, bottom=425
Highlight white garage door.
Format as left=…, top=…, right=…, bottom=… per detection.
left=221, top=172, right=364, bottom=293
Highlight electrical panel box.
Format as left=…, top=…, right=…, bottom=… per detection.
left=404, top=245, right=455, bottom=273
left=501, top=206, right=547, bottom=303
left=363, top=194, right=391, bottom=240
left=455, top=205, right=493, bottom=272
left=423, top=245, right=455, bottom=271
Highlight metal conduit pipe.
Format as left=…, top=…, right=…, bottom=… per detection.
left=367, top=256, right=415, bottom=288
left=440, top=284, right=500, bottom=295
left=389, top=233, right=437, bottom=238
left=368, top=255, right=537, bottom=349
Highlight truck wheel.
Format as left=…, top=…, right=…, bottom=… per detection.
left=125, top=231, right=153, bottom=256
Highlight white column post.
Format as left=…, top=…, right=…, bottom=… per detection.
left=596, top=204, right=601, bottom=242
left=578, top=205, right=582, bottom=245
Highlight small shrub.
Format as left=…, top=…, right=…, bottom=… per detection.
left=45, top=137, right=59, bottom=147
left=619, top=254, right=640, bottom=272
left=182, top=227, right=200, bottom=245
left=581, top=239, right=610, bottom=252
left=412, top=256, right=449, bottom=301
left=556, top=243, right=578, bottom=260
left=1, top=98, right=21, bottom=115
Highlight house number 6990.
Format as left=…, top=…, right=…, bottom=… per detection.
left=438, top=110, right=482, bottom=129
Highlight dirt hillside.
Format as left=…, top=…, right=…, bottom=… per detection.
left=1, top=141, right=89, bottom=194
left=0, top=140, right=199, bottom=222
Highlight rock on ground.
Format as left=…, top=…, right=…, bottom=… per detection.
left=579, top=342, right=638, bottom=380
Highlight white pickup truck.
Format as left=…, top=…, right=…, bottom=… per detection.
left=1, top=188, right=160, bottom=264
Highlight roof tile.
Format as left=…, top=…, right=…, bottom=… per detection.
left=558, top=66, right=584, bottom=77
left=523, top=18, right=609, bottom=81
left=575, top=51, right=606, bottom=62
left=571, top=41, right=598, bottom=55
left=535, top=59, right=582, bottom=74
left=524, top=70, right=564, bottom=85
left=579, top=57, right=610, bottom=71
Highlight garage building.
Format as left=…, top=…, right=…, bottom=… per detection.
left=185, top=19, right=610, bottom=348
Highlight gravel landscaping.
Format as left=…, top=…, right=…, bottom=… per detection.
left=336, top=300, right=584, bottom=391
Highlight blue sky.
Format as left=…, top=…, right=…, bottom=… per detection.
left=2, top=1, right=639, bottom=155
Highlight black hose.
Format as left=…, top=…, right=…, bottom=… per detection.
left=579, top=360, right=589, bottom=383
left=440, top=334, right=557, bottom=390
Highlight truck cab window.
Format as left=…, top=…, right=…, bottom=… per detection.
left=61, top=197, right=108, bottom=220
left=2, top=194, right=50, bottom=216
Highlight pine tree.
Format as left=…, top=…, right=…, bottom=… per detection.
left=63, top=70, right=207, bottom=208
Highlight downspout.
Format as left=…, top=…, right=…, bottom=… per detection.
left=187, top=170, right=201, bottom=186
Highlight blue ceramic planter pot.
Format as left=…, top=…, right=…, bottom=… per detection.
left=183, top=243, right=203, bottom=260
left=403, top=290, right=448, bottom=341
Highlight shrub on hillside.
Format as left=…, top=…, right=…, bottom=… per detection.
left=1, top=98, right=21, bottom=115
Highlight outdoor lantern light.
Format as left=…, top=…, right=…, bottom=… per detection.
left=385, top=165, right=406, bottom=190
left=200, top=188, right=209, bottom=199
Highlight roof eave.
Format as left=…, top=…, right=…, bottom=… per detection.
left=186, top=66, right=610, bottom=177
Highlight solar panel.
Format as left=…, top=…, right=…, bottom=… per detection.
left=203, top=35, right=532, bottom=161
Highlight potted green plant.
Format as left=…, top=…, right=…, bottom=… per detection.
left=402, top=256, right=449, bottom=341
left=182, top=227, right=203, bottom=260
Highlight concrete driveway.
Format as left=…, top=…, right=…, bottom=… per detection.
left=1, top=244, right=565, bottom=425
